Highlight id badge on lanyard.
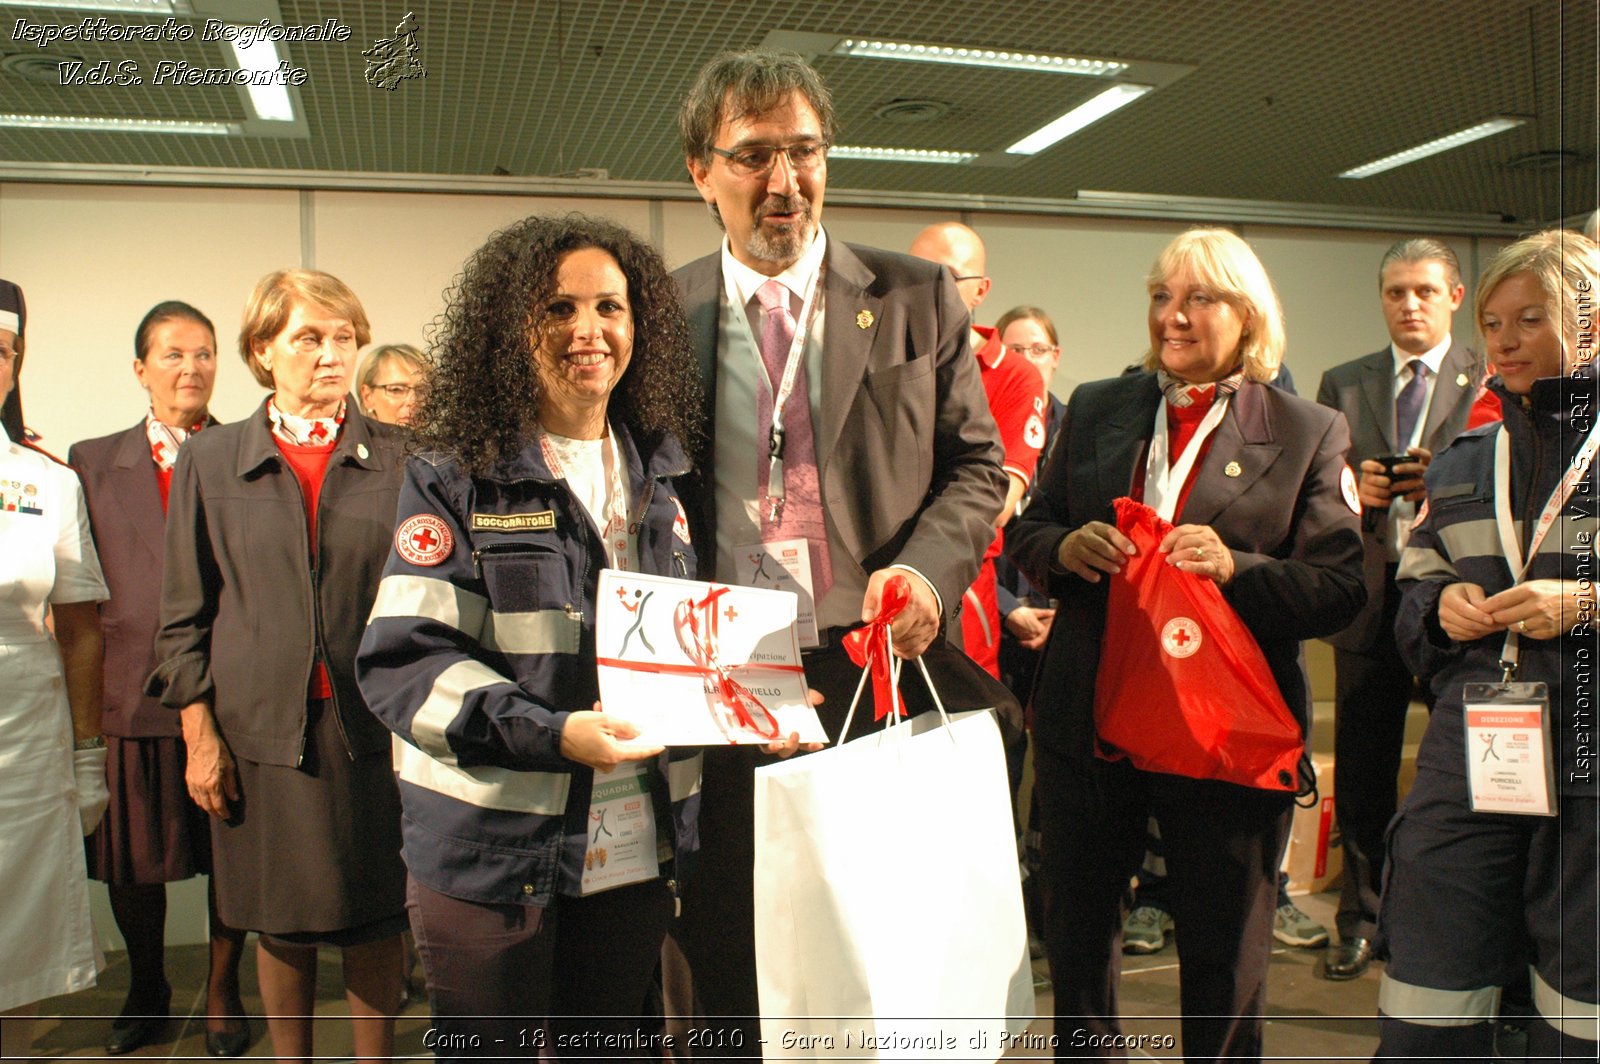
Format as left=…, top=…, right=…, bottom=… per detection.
left=579, top=763, right=660, bottom=894
left=1463, top=421, right=1600, bottom=815
left=1462, top=682, right=1556, bottom=815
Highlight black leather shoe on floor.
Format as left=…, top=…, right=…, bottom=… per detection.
left=1324, top=937, right=1375, bottom=981
left=205, top=1022, right=251, bottom=1058
left=104, top=1013, right=168, bottom=1055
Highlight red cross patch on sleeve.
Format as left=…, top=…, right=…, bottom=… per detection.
left=396, top=514, right=454, bottom=567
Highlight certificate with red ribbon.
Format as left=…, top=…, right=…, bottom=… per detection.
left=595, top=570, right=827, bottom=745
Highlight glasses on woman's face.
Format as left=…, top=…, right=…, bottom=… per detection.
left=1004, top=343, right=1058, bottom=358
left=371, top=383, right=416, bottom=400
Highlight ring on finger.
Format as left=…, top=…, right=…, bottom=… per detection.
left=1518, top=619, right=1528, bottom=633
left=1194, top=546, right=1206, bottom=561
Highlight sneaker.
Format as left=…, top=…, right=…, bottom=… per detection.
left=1273, top=902, right=1330, bottom=947
left=1122, top=905, right=1173, bottom=954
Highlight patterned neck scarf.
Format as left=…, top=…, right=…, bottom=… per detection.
left=146, top=410, right=208, bottom=472
left=268, top=396, right=345, bottom=449
left=1157, top=367, right=1247, bottom=409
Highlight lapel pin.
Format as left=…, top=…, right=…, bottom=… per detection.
left=1224, top=461, right=1242, bottom=478
left=1456, top=372, right=1469, bottom=387
left=855, top=309, right=874, bottom=330
left=357, top=443, right=370, bottom=460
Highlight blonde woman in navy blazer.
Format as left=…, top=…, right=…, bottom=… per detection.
left=1008, top=229, right=1365, bottom=1060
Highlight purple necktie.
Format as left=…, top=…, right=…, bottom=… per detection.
left=754, top=279, right=831, bottom=599
left=1395, top=359, right=1428, bottom=449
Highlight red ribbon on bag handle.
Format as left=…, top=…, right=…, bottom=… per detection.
left=841, top=574, right=911, bottom=721
left=674, top=586, right=782, bottom=740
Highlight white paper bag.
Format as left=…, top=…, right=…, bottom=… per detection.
left=753, top=703, right=1035, bottom=1061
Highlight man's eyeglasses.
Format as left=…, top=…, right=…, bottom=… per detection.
left=709, top=141, right=830, bottom=177
left=371, top=383, right=416, bottom=400
left=1004, top=343, right=1059, bottom=358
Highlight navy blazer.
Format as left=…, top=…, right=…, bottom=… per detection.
left=1008, top=374, right=1366, bottom=762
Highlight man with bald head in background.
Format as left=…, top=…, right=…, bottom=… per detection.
left=909, top=222, right=1047, bottom=678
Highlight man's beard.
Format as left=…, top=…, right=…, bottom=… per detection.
left=743, top=194, right=815, bottom=267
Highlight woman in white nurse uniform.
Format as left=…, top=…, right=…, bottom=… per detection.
left=0, top=282, right=111, bottom=1057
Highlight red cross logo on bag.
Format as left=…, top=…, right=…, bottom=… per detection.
left=1160, top=616, right=1202, bottom=659
left=395, top=514, right=453, bottom=566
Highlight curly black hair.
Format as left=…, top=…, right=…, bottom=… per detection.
left=413, top=213, right=702, bottom=475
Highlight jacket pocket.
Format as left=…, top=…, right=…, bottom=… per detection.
left=476, top=544, right=567, bottom=613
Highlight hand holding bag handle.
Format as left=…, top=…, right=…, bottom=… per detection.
left=838, top=574, right=955, bottom=744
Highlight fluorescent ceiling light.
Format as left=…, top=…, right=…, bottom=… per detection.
left=1338, top=117, right=1527, bottom=178
left=830, top=145, right=978, bottom=164
left=832, top=37, right=1127, bottom=77
left=0, top=113, right=238, bottom=135
left=1006, top=83, right=1153, bottom=155
left=227, top=27, right=296, bottom=122
left=2, top=0, right=192, bottom=10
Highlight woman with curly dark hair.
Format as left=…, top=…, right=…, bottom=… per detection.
left=356, top=213, right=709, bottom=1059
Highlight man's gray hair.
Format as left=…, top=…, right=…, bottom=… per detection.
left=679, top=49, right=836, bottom=162
left=1378, top=238, right=1462, bottom=290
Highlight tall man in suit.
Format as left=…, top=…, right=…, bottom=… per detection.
left=669, top=49, right=1008, bottom=1047
left=1315, top=238, right=1479, bottom=979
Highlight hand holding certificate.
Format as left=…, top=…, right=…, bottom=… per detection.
left=596, top=570, right=828, bottom=745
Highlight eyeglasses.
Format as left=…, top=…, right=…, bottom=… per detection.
left=952, top=274, right=987, bottom=284
left=709, top=141, right=830, bottom=177
left=1004, top=343, right=1059, bottom=358
left=370, top=383, right=416, bottom=400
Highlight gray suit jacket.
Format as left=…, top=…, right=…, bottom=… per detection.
left=672, top=238, right=1007, bottom=628
left=1314, top=340, right=1480, bottom=651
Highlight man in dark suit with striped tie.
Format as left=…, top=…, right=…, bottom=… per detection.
left=1314, top=238, right=1481, bottom=980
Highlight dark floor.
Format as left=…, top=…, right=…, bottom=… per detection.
left=21, top=889, right=1386, bottom=1062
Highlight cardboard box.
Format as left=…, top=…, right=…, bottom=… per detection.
left=1284, top=752, right=1343, bottom=896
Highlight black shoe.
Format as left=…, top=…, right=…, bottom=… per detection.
left=1324, top=937, right=1374, bottom=981
left=105, top=1013, right=168, bottom=1055
left=205, top=1022, right=251, bottom=1059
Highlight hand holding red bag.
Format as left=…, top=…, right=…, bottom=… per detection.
left=1091, top=497, right=1302, bottom=791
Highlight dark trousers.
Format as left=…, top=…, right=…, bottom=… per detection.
left=1332, top=571, right=1417, bottom=942
left=668, top=636, right=1016, bottom=1058
left=1376, top=768, right=1597, bottom=1061
left=1034, top=747, right=1291, bottom=1061
left=408, top=875, right=673, bottom=1062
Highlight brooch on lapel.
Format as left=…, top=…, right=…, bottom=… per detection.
left=855, top=309, right=874, bottom=330
left=1224, top=461, right=1242, bottom=478
left=1456, top=372, right=1470, bottom=387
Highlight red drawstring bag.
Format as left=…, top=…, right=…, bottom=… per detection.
left=1092, top=497, right=1302, bottom=791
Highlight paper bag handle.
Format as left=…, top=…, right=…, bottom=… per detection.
left=836, top=626, right=956, bottom=745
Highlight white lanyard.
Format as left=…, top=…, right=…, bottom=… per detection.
left=1490, top=419, right=1600, bottom=675
left=1144, top=393, right=1231, bottom=522
left=540, top=426, right=633, bottom=571
left=759, top=263, right=826, bottom=517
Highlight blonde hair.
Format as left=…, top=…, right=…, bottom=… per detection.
left=1141, top=228, right=1285, bottom=382
left=237, top=269, right=372, bottom=388
left=1474, top=229, right=1600, bottom=374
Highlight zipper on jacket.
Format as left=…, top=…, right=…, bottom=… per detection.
left=286, top=449, right=357, bottom=762
left=672, top=551, right=689, bottom=578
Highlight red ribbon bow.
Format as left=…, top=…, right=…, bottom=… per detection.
left=841, top=574, right=911, bottom=721
left=674, top=586, right=782, bottom=741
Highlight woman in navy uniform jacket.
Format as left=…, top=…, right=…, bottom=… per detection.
left=1008, top=228, right=1365, bottom=1060
left=357, top=215, right=728, bottom=1059
left=1378, top=230, right=1599, bottom=1059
